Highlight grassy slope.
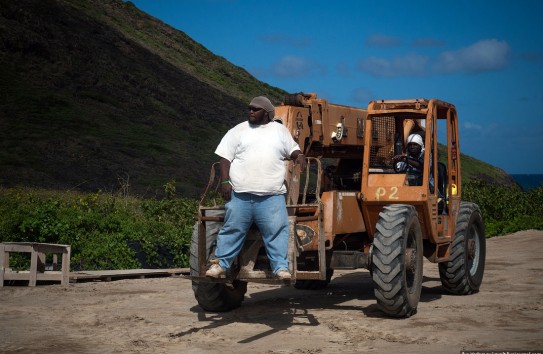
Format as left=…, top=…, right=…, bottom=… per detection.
left=460, top=153, right=515, bottom=185
left=0, top=0, right=513, bottom=198
left=65, top=0, right=286, bottom=104
left=0, top=0, right=285, bottom=197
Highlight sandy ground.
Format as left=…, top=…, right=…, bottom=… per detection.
left=1, top=230, right=543, bottom=354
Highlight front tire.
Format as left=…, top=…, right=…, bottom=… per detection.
left=190, top=211, right=247, bottom=312
left=439, top=202, right=486, bottom=295
left=371, top=205, right=423, bottom=318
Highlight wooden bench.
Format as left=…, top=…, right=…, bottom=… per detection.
left=0, top=242, right=71, bottom=286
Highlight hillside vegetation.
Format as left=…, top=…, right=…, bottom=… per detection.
left=1, top=182, right=541, bottom=270
left=0, top=0, right=513, bottom=198
left=0, top=0, right=284, bottom=197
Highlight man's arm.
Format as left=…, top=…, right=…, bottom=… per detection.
left=220, top=158, right=231, bottom=181
left=219, top=158, right=232, bottom=201
left=394, top=155, right=423, bottom=169
left=406, top=156, right=423, bottom=169
left=290, top=150, right=307, bottom=171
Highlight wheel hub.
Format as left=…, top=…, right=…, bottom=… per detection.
left=405, top=248, right=416, bottom=274
left=467, top=239, right=476, bottom=260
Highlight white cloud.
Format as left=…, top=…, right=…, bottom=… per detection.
left=273, top=55, right=324, bottom=78
left=463, top=121, right=483, bottom=132
left=351, top=88, right=374, bottom=104
left=366, top=34, right=402, bottom=47
left=411, top=38, right=445, bottom=47
left=433, top=39, right=510, bottom=74
left=357, top=39, right=510, bottom=77
left=358, top=53, right=429, bottom=77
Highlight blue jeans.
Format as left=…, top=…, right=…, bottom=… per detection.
left=214, top=191, right=289, bottom=274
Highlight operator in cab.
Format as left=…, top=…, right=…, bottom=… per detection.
left=393, top=133, right=425, bottom=186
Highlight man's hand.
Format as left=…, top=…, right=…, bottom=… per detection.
left=295, top=153, right=307, bottom=171
left=221, top=182, right=232, bottom=201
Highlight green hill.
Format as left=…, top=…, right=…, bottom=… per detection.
left=0, top=0, right=513, bottom=198
left=0, top=0, right=285, bottom=197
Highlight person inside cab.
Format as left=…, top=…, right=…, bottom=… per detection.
left=393, top=133, right=425, bottom=186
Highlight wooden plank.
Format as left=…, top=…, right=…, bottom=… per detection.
left=4, top=272, right=34, bottom=281
left=69, top=268, right=190, bottom=282
left=37, top=272, right=64, bottom=281
left=3, top=244, right=34, bottom=253
left=2, top=242, right=70, bottom=247
left=62, top=246, right=71, bottom=285
left=29, top=249, right=38, bottom=286
left=0, top=244, right=6, bottom=287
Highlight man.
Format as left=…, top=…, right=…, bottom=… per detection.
left=394, top=133, right=425, bottom=186
left=205, top=96, right=306, bottom=280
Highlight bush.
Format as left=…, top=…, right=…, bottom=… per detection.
left=1, top=181, right=541, bottom=270
left=0, top=188, right=198, bottom=270
left=463, top=181, right=543, bottom=236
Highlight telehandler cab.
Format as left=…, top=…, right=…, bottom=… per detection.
left=190, top=94, right=486, bottom=317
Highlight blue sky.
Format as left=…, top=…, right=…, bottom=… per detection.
left=129, top=0, right=543, bottom=174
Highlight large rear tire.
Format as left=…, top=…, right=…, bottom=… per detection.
left=371, top=205, right=423, bottom=318
left=190, top=211, right=247, bottom=312
left=439, top=202, right=486, bottom=295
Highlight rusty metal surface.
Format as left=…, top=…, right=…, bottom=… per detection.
left=361, top=98, right=462, bottom=250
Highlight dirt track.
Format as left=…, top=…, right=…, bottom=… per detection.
left=1, top=230, right=543, bottom=353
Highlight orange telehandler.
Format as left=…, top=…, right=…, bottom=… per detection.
left=190, top=93, right=486, bottom=317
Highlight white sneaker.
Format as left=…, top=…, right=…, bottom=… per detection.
left=275, top=270, right=291, bottom=280
left=205, top=264, right=225, bottom=278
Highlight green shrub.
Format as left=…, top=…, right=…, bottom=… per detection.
left=1, top=181, right=541, bottom=270
left=463, top=181, right=543, bottom=236
left=0, top=188, right=198, bottom=271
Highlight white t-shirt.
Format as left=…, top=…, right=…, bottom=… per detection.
left=215, top=121, right=300, bottom=195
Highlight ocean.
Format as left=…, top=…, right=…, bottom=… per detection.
left=510, top=174, right=543, bottom=191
